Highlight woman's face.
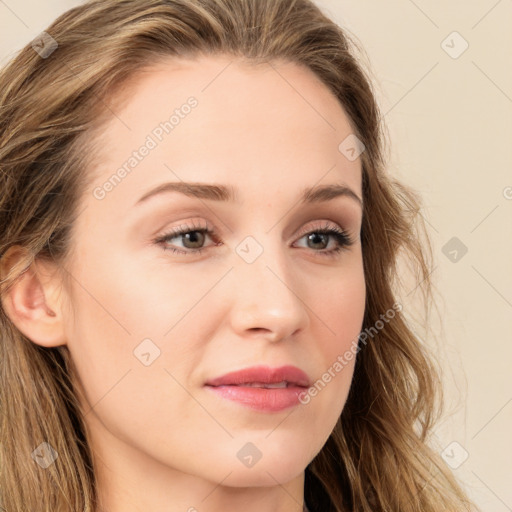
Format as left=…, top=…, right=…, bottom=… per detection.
left=61, top=54, right=365, bottom=497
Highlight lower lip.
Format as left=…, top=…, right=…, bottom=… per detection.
left=205, top=384, right=307, bottom=412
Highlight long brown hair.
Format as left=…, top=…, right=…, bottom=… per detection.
left=0, top=0, right=476, bottom=510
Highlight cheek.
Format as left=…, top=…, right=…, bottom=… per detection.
left=62, top=265, right=208, bottom=458
left=317, top=256, right=366, bottom=361
left=67, top=233, right=233, bottom=340
left=62, top=248, right=226, bottom=415
left=298, top=258, right=365, bottom=441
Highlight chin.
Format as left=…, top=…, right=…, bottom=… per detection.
left=217, top=446, right=309, bottom=488
left=221, top=462, right=306, bottom=488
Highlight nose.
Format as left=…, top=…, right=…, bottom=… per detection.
left=228, top=242, right=310, bottom=342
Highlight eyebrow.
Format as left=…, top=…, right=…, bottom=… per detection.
left=135, top=181, right=363, bottom=208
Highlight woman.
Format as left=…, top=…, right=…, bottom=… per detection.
left=0, top=0, right=477, bottom=510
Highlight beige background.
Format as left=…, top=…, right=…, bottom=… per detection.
left=1, top=1, right=511, bottom=510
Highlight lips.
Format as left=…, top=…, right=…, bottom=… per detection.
left=205, top=364, right=311, bottom=388
left=204, top=365, right=311, bottom=412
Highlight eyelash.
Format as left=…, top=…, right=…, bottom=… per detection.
left=153, top=221, right=355, bottom=259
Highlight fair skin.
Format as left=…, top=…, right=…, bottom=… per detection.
left=2, top=55, right=365, bottom=511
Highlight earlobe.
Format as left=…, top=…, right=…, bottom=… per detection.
left=0, top=247, right=67, bottom=348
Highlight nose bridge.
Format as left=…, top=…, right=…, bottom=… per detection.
left=228, top=233, right=310, bottom=340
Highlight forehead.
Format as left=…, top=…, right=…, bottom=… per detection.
left=87, top=54, right=362, bottom=208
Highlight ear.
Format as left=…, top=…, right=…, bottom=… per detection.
left=0, top=246, right=67, bottom=347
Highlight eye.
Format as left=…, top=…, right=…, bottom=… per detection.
left=293, top=222, right=355, bottom=258
left=153, top=221, right=218, bottom=255
left=153, top=220, right=355, bottom=257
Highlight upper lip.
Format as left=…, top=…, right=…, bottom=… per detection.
left=205, top=365, right=311, bottom=387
